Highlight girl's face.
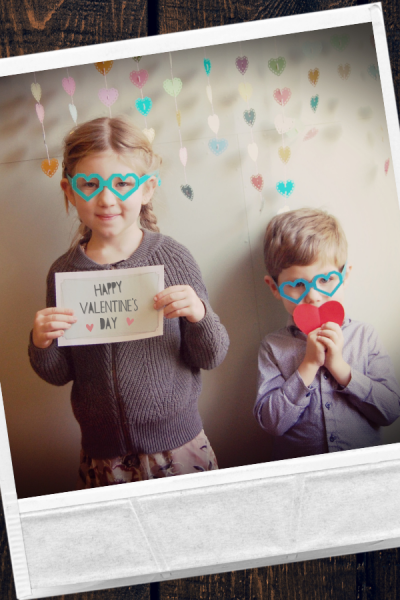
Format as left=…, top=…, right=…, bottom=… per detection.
left=61, top=151, right=156, bottom=244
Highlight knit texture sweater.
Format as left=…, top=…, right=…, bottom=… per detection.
left=29, top=230, right=230, bottom=458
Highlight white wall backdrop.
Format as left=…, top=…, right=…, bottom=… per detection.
left=1, top=22, right=400, bottom=498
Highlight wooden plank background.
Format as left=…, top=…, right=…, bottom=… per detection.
left=1, top=0, right=400, bottom=598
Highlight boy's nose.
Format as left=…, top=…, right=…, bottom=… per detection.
left=304, top=286, right=322, bottom=304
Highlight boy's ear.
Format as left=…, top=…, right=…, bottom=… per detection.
left=264, top=275, right=282, bottom=300
left=60, top=178, right=76, bottom=207
left=343, top=263, right=352, bottom=288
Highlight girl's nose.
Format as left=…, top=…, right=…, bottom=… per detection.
left=97, top=187, right=116, bottom=205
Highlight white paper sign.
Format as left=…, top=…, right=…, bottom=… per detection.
left=55, top=266, right=164, bottom=346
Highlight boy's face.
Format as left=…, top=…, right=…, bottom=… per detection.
left=264, top=259, right=352, bottom=317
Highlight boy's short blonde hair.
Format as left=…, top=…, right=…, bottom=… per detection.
left=264, top=208, right=348, bottom=281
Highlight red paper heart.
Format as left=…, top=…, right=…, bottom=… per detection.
left=293, top=301, right=344, bottom=335
left=86, top=324, right=94, bottom=332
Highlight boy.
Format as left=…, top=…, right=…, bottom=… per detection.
left=254, top=208, right=400, bottom=460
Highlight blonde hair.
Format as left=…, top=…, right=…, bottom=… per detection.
left=264, top=208, right=348, bottom=281
left=62, top=116, right=162, bottom=246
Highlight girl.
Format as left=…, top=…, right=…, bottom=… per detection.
left=29, top=116, right=229, bottom=488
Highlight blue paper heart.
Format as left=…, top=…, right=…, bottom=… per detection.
left=310, top=95, right=319, bottom=112
left=243, top=108, right=256, bottom=127
left=276, top=180, right=295, bottom=197
left=204, top=59, right=211, bottom=76
left=368, top=65, right=379, bottom=80
left=135, top=97, right=152, bottom=116
left=208, top=138, right=228, bottom=156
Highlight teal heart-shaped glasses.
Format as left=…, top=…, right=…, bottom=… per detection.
left=278, top=262, right=347, bottom=304
left=67, top=170, right=161, bottom=202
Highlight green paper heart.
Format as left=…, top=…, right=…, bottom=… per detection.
left=132, top=56, right=142, bottom=62
left=331, top=34, right=349, bottom=51
left=243, top=108, right=256, bottom=127
left=268, top=57, right=286, bottom=76
left=163, top=78, right=183, bottom=97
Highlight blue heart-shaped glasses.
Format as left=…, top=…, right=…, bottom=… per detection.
left=67, top=170, right=161, bottom=202
left=278, top=262, right=347, bottom=304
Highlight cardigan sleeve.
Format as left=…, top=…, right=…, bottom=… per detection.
left=168, top=243, right=230, bottom=370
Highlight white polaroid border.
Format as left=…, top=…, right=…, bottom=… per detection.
left=55, top=266, right=164, bottom=346
left=1, top=4, right=400, bottom=599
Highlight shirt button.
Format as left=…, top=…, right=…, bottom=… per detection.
left=325, top=403, right=331, bottom=410
left=323, top=374, right=329, bottom=380
left=330, top=434, right=336, bottom=442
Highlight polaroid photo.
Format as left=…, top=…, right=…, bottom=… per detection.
left=1, top=3, right=400, bottom=598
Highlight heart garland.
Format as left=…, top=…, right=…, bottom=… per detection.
left=62, top=71, right=78, bottom=124
left=205, top=51, right=228, bottom=156
left=130, top=59, right=155, bottom=143
left=164, top=52, right=194, bottom=200
left=95, top=60, right=117, bottom=117
left=31, top=76, right=59, bottom=178
left=235, top=48, right=264, bottom=208
left=272, top=50, right=295, bottom=205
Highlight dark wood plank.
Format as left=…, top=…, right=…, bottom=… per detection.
left=0, top=0, right=148, bottom=58
left=161, top=557, right=357, bottom=599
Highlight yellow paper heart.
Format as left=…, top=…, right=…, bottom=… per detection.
left=142, top=128, right=155, bottom=144
left=31, top=82, right=42, bottom=102
left=41, top=158, right=59, bottom=178
left=238, top=82, right=253, bottom=102
left=95, top=61, right=114, bottom=75
left=308, top=68, right=320, bottom=86
left=176, top=111, right=181, bottom=127
left=278, top=146, right=291, bottom=163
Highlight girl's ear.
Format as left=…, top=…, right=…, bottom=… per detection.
left=264, top=275, right=282, bottom=301
left=60, top=178, right=76, bottom=207
left=141, top=176, right=157, bottom=205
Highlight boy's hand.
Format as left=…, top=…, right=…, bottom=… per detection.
left=317, top=322, right=351, bottom=387
left=298, top=328, right=326, bottom=386
left=154, top=286, right=205, bottom=323
left=32, top=307, right=77, bottom=349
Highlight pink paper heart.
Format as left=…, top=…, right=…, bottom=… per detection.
left=273, top=87, right=291, bottom=106
left=129, top=69, right=149, bottom=89
left=126, top=317, right=134, bottom=326
left=303, top=127, right=318, bottom=141
left=98, top=87, right=119, bottom=107
left=62, top=76, right=76, bottom=96
left=35, top=103, right=45, bottom=123
left=251, top=174, right=264, bottom=192
left=384, top=159, right=390, bottom=175
left=179, top=147, right=188, bottom=167
left=86, top=324, right=94, bottom=332
left=235, top=56, right=249, bottom=75
left=293, top=301, right=345, bottom=335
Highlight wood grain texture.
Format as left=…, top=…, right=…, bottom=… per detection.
left=161, top=557, right=357, bottom=599
left=0, top=0, right=148, bottom=58
left=1, top=0, right=400, bottom=599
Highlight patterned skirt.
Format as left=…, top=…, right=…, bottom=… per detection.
left=77, top=429, right=218, bottom=489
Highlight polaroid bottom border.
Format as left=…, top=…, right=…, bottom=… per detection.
left=10, top=455, right=400, bottom=600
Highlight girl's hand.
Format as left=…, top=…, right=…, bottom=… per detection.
left=317, top=321, right=351, bottom=386
left=154, top=286, right=205, bottom=323
left=32, top=307, right=77, bottom=349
